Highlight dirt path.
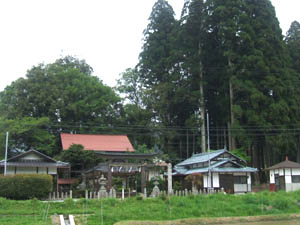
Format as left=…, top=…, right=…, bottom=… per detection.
left=114, top=214, right=300, bottom=225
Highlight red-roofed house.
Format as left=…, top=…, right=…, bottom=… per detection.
left=60, top=133, right=134, bottom=152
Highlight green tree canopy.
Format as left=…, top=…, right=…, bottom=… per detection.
left=0, top=117, right=55, bottom=157
left=58, top=144, right=99, bottom=171
left=0, top=56, right=122, bottom=156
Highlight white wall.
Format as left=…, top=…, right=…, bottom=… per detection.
left=203, top=174, right=212, bottom=188
left=269, top=170, right=275, bottom=184
left=247, top=173, right=251, bottom=185
left=279, top=169, right=284, bottom=176
left=38, top=167, right=47, bottom=174
left=22, top=153, right=42, bottom=161
left=3, top=166, right=56, bottom=175
left=48, top=167, right=57, bottom=175
left=292, top=168, right=300, bottom=175
left=213, top=173, right=219, bottom=188
left=234, top=184, right=248, bottom=193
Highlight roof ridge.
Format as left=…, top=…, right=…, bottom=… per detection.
left=61, top=133, right=129, bottom=136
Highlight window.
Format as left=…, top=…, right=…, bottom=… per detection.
left=292, top=176, right=300, bottom=183
left=234, top=176, right=247, bottom=184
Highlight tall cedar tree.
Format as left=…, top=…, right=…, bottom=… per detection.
left=138, top=0, right=200, bottom=159
left=202, top=0, right=300, bottom=172
left=180, top=0, right=207, bottom=152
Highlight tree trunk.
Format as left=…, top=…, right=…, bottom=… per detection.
left=199, top=41, right=206, bottom=152
left=216, top=123, right=220, bottom=149
left=186, top=130, right=189, bottom=158
left=228, top=57, right=236, bottom=150
left=224, top=124, right=227, bottom=149
left=227, top=122, right=232, bottom=151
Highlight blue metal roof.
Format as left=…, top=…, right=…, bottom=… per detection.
left=173, top=150, right=257, bottom=176
left=176, top=149, right=227, bottom=167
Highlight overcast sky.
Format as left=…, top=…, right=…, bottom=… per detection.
left=0, top=0, right=299, bottom=91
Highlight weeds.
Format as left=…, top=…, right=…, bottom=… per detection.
left=1, top=191, right=300, bottom=224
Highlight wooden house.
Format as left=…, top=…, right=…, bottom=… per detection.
left=0, top=149, right=71, bottom=191
left=266, top=157, right=300, bottom=192
left=173, top=149, right=257, bottom=193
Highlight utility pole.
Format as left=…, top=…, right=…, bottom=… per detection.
left=4, top=132, right=9, bottom=176
left=207, top=113, right=211, bottom=189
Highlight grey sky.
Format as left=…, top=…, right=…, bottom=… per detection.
left=0, top=0, right=298, bottom=91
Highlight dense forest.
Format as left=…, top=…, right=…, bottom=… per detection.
left=1, top=0, right=300, bottom=181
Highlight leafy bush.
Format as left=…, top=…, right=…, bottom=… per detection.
left=0, top=174, right=53, bottom=200
left=72, top=189, right=85, bottom=198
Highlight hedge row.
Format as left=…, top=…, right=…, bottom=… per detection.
left=0, top=174, right=53, bottom=200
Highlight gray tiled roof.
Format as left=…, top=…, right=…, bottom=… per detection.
left=266, top=159, right=300, bottom=170
left=0, top=149, right=69, bottom=168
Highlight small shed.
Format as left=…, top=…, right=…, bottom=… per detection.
left=266, top=157, right=300, bottom=192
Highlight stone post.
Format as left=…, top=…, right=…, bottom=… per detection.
left=167, top=163, right=173, bottom=195
left=150, top=177, right=160, bottom=198
left=70, top=190, right=72, bottom=199
left=143, top=188, right=147, bottom=199
left=85, top=190, right=88, bottom=199
left=122, top=187, right=125, bottom=200
left=99, top=174, right=108, bottom=198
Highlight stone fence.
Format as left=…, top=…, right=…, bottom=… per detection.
left=48, top=187, right=224, bottom=200
left=48, top=174, right=224, bottom=200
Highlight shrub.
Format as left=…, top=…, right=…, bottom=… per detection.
left=72, top=189, right=85, bottom=198
left=0, top=174, right=53, bottom=200
left=136, top=196, right=143, bottom=201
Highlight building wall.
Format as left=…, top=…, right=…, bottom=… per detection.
left=292, top=168, right=300, bottom=175
left=4, top=166, right=57, bottom=175
left=22, top=153, right=42, bottom=161
left=203, top=174, right=210, bottom=188
left=269, top=170, right=275, bottom=184
left=286, top=183, right=300, bottom=192
left=270, top=168, right=300, bottom=192
left=234, top=172, right=250, bottom=193
left=203, top=172, right=252, bottom=193
left=234, top=184, right=248, bottom=192
left=6, top=167, right=15, bottom=175
left=213, top=173, right=219, bottom=188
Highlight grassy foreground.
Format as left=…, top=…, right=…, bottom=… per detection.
left=2, top=191, right=300, bottom=224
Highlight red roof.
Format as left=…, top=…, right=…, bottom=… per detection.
left=60, top=133, right=134, bottom=152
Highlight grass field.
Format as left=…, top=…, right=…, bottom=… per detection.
left=2, top=191, right=300, bottom=224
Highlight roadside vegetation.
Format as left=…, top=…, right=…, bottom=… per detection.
left=2, top=191, right=300, bottom=224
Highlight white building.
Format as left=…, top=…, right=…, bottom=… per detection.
left=267, top=157, right=300, bottom=192
left=173, top=149, right=257, bottom=193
